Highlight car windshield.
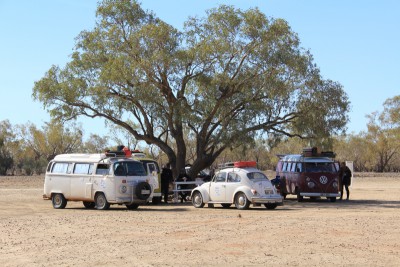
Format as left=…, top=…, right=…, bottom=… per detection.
left=247, top=172, right=268, bottom=180
left=304, top=162, right=336, bottom=173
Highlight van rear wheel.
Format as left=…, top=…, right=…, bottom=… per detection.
left=52, top=193, right=67, bottom=209
left=95, top=193, right=110, bottom=210
left=83, top=201, right=95, bottom=209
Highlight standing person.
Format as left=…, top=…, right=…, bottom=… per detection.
left=161, top=163, right=173, bottom=203
left=177, top=168, right=191, bottom=203
left=338, top=162, right=352, bottom=200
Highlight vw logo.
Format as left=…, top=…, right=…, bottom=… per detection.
left=319, top=176, right=328, bottom=184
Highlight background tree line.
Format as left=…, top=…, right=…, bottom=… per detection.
left=1, top=95, right=399, bottom=175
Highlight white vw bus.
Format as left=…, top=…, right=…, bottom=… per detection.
left=43, top=153, right=153, bottom=210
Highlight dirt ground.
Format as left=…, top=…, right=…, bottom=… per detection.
left=1, top=174, right=399, bottom=267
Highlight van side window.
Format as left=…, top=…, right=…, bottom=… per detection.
left=51, top=162, right=69, bottom=174
left=96, top=164, right=110, bottom=175
left=148, top=163, right=156, bottom=174
left=291, top=162, right=296, bottom=172
left=282, top=162, right=288, bottom=172
left=296, top=163, right=302, bottom=172
left=114, top=163, right=126, bottom=176
left=287, top=163, right=292, bottom=172
left=74, top=163, right=94, bottom=175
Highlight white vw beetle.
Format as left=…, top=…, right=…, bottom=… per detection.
left=191, top=161, right=283, bottom=210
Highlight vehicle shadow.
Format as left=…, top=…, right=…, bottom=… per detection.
left=283, top=197, right=400, bottom=210
left=65, top=202, right=193, bottom=212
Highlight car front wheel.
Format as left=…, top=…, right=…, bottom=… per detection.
left=234, top=192, right=250, bottom=210
left=192, top=191, right=205, bottom=208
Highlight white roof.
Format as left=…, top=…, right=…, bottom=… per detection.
left=52, top=153, right=138, bottom=164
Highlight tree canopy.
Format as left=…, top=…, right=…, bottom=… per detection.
left=33, top=0, right=350, bottom=177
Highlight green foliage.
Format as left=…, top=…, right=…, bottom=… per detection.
left=33, top=0, right=350, bottom=175
left=0, top=120, right=15, bottom=175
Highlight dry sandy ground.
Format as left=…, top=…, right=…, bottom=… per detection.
left=0, top=174, right=399, bottom=267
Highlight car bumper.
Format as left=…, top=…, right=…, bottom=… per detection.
left=251, top=196, right=284, bottom=205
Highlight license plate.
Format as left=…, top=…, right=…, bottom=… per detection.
left=265, top=189, right=273, bottom=195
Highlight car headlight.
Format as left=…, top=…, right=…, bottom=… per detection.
left=307, top=182, right=315, bottom=188
left=120, top=185, right=128, bottom=194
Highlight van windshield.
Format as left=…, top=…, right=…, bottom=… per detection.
left=114, top=162, right=147, bottom=176
left=304, top=162, right=336, bottom=173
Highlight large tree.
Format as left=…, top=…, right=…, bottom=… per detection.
left=364, top=96, right=400, bottom=172
left=33, top=0, right=349, bottom=177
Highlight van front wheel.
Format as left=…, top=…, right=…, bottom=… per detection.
left=126, top=203, right=139, bottom=210
left=52, top=193, right=67, bottom=209
left=296, top=189, right=303, bottom=202
left=95, top=193, right=110, bottom=210
left=83, top=201, right=95, bottom=209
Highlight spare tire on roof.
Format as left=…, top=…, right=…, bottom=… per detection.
left=135, top=181, right=151, bottom=200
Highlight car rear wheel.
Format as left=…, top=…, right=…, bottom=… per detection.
left=95, top=193, right=110, bottom=210
left=126, top=203, right=139, bottom=210
left=192, top=191, right=205, bottom=208
left=234, top=192, right=250, bottom=210
left=264, top=203, right=277, bottom=210
left=52, top=193, right=67, bottom=209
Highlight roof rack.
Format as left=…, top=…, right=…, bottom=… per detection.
left=301, top=147, right=336, bottom=158
left=218, top=161, right=257, bottom=169
left=105, top=151, right=128, bottom=158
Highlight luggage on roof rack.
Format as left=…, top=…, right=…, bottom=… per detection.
left=301, top=147, right=336, bottom=158
left=234, top=161, right=257, bottom=168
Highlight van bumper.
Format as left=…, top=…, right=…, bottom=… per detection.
left=300, top=192, right=340, bottom=197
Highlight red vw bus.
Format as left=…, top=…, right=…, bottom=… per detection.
left=275, top=148, right=340, bottom=202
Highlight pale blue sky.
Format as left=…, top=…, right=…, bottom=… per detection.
left=0, top=0, right=399, bottom=138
